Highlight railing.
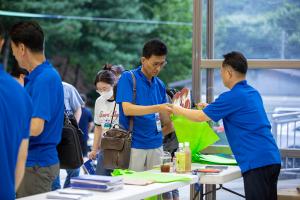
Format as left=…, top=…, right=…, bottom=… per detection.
left=201, top=110, right=300, bottom=178
left=272, top=111, right=300, bottom=170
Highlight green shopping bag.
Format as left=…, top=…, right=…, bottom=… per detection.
left=192, top=153, right=237, bottom=165
left=171, top=115, right=219, bottom=154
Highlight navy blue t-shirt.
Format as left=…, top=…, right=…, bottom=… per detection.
left=24, top=60, right=64, bottom=167
left=0, top=69, right=32, bottom=200
left=203, top=80, right=281, bottom=173
left=116, top=67, right=167, bottom=149
left=79, top=107, right=93, bottom=141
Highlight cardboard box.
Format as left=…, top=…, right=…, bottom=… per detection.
left=278, top=188, right=300, bottom=200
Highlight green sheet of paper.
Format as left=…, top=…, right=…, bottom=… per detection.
left=123, top=171, right=191, bottom=183
left=192, top=153, right=237, bottom=165
left=171, top=115, right=219, bottom=154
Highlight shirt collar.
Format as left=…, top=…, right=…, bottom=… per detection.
left=25, top=60, right=50, bottom=84
left=136, top=66, right=155, bottom=85
left=232, top=80, right=247, bottom=90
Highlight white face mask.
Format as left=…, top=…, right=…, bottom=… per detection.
left=99, top=89, right=114, bottom=100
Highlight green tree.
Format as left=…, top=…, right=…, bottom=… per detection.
left=141, top=0, right=193, bottom=84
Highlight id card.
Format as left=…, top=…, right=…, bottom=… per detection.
left=103, top=122, right=111, bottom=129
left=155, top=113, right=162, bottom=132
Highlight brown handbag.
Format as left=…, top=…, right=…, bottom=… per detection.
left=101, top=71, right=136, bottom=169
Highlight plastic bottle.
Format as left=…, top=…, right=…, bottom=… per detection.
left=172, top=155, right=176, bottom=172
left=184, top=142, right=192, bottom=172
left=175, top=143, right=186, bottom=173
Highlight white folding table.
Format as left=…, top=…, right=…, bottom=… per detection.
left=18, top=173, right=199, bottom=200
left=190, top=163, right=244, bottom=200
left=18, top=164, right=243, bottom=200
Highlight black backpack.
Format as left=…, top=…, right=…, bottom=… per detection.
left=57, top=114, right=84, bottom=169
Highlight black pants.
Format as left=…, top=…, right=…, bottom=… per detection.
left=242, top=164, right=281, bottom=200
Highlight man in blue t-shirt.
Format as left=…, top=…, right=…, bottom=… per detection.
left=172, top=51, right=281, bottom=200
left=0, top=22, right=33, bottom=200
left=10, top=21, right=64, bottom=198
left=116, top=39, right=173, bottom=172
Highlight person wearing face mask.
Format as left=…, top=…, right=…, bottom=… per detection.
left=88, top=68, right=119, bottom=175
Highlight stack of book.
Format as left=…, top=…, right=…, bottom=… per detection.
left=46, top=189, right=92, bottom=199
left=70, top=175, right=124, bottom=192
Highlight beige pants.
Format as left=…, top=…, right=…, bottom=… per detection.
left=16, top=164, right=59, bottom=198
left=129, top=147, right=163, bottom=172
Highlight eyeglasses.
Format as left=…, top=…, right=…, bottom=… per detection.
left=148, top=60, right=168, bottom=69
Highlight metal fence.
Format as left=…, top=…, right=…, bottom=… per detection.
left=272, top=110, right=300, bottom=171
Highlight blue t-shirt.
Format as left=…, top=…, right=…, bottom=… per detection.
left=203, top=80, right=281, bottom=173
left=24, top=60, right=64, bottom=167
left=116, top=67, right=167, bottom=149
left=79, top=107, right=93, bottom=141
left=0, top=69, right=32, bottom=200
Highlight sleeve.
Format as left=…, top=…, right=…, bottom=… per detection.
left=203, top=92, right=242, bottom=122
left=88, top=109, right=93, bottom=123
left=116, top=71, right=133, bottom=104
left=69, top=85, right=84, bottom=112
left=23, top=94, right=33, bottom=139
left=93, top=99, right=101, bottom=126
left=31, top=79, right=52, bottom=122
left=161, top=84, right=167, bottom=104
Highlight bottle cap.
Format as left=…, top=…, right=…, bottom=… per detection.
left=184, top=142, right=190, bottom=146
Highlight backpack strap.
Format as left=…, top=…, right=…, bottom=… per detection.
left=108, top=71, right=136, bottom=132
left=128, top=71, right=136, bottom=133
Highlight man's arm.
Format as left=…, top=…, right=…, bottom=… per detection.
left=30, top=118, right=45, bottom=136
left=172, top=105, right=211, bottom=122
left=15, top=139, right=29, bottom=190
left=73, top=107, right=82, bottom=123
left=122, top=102, right=172, bottom=116
left=160, top=111, right=174, bottom=136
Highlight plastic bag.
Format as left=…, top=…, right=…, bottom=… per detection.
left=171, top=115, right=219, bottom=154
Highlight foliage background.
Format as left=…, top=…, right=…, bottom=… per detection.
left=0, top=0, right=299, bottom=104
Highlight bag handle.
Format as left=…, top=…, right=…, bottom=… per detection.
left=108, top=71, right=136, bottom=132
left=109, top=102, right=117, bottom=129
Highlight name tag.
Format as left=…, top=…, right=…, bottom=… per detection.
left=155, top=113, right=162, bottom=132
left=104, top=123, right=111, bottom=129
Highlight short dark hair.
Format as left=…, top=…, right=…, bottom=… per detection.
left=10, top=66, right=29, bottom=78
left=142, top=39, right=167, bottom=58
left=9, top=21, right=44, bottom=52
left=222, top=51, right=248, bottom=74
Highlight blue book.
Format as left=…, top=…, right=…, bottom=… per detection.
left=71, top=175, right=123, bottom=185
left=83, top=160, right=96, bottom=175
left=71, top=182, right=123, bottom=191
